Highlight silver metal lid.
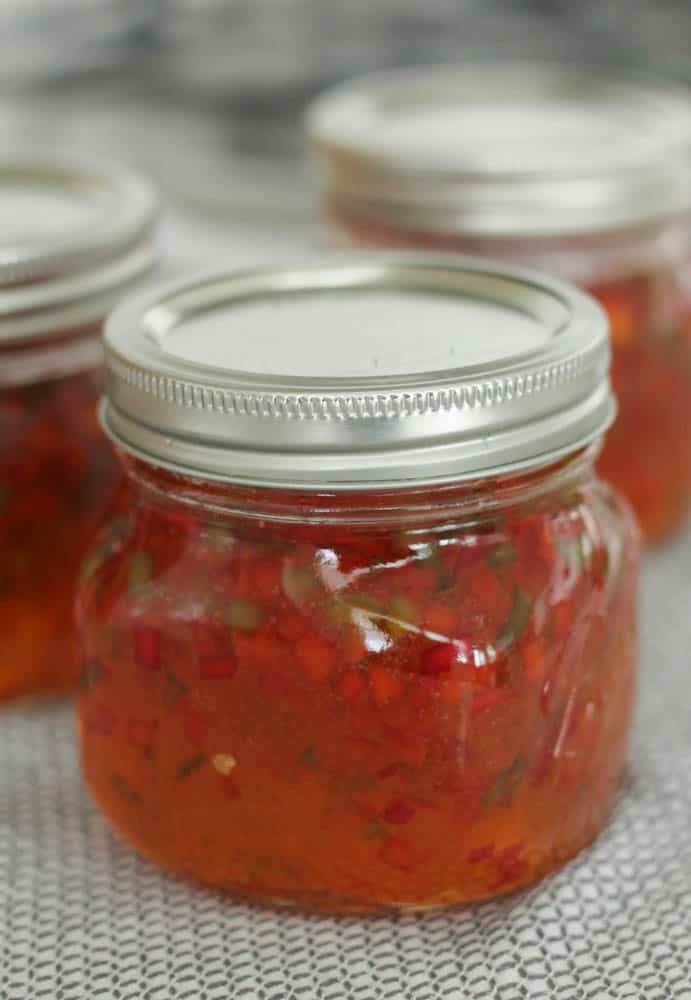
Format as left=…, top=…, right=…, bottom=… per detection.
left=0, top=155, right=159, bottom=341
left=307, top=63, right=691, bottom=238
left=102, top=254, right=613, bottom=490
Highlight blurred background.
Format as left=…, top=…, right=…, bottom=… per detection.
left=2, top=0, right=690, bottom=256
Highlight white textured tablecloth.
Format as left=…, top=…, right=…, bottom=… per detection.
left=1, top=529, right=689, bottom=1000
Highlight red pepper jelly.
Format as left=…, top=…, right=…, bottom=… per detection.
left=0, top=156, right=158, bottom=698
left=308, top=64, right=691, bottom=541
left=78, top=256, right=639, bottom=913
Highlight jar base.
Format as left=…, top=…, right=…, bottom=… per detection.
left=86, top=768, right=619, bottom=917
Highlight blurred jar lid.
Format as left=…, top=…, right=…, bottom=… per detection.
left=308, top=61, right=691, bottom=238
left=0, top=154, right=159, bottom=341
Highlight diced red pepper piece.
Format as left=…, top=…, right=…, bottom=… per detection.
left=337, top=669, right=367, bottom=701
left=521, top=636, right=547, bottom=685
left=382, top=799, right=416, bottom=825
left=466, top=844, right=495, bottom=864
left=220, top=777, right=240, bottom=801
left=199, top=654, right=236, bottom=680
left=355, top=800, right=380, bottom=823
left=469, top=564, right=507, bottom=609
left=183, top=705, right=210, bottom=746
left=260, top=671, right=295, bottom=698
left=86, top=703, right=115, bottom=737
left=497, top=841, right=525, bottom=861
left=296, top=635, right=336, bottom=682
left=275, top=611, right=307, bottom=642
left=133, top=625, right=161, bottom=671
left=420, top=642, right=458, bottom=675
left=126, top=719, right=157, bottom=750
left=377, top=762, right=408, bottom=780
left=369, top=667, right=403, bottom=707
left=470, top=687, right=512, bottom=717
left=252, top=560, right=282, bottom=597
left=553, top=600, right=572, bottom=638
left=399, top=734, right=428, bottom=769
left=378, top=836, right=418, bottom=871
left=438, top=677, right=465, bottom=705
left=454, top=540, right=487, bottom=573
left=423, top=604, right=457, bottom=636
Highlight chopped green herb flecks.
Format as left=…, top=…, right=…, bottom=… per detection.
left=486, top=541, right=516, bottom=569
left=362, top=821, right=387, bottom=841
left=282, top=563, right=319, bottom=608
left=299, top=745, right=321, bottom=769
left=128, top=551, right=153, bottom=592
left=499, top=585, right=533, bottom=647
left=342, top=593, right=384, bottom=614
left=164, top=671, right=187, bottom=707
left=418, top=543, right=453, bottom=591
left=225, top=599, right=266, bottom=632
left=79, top=659, right=102, bottom=692
left=560, top=487, right=583, bottom=509
left=387, top=595, right=419, bottom=636
left=176, top=754, right=206, bottom=781
left=111, top=774, right=141, bottom=805
left=482, top=754, right=526, bottom=807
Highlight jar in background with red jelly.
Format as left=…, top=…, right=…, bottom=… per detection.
left=77, top=256, right=639, bottom=914
left=307, top=64, right=691, bottom=542
left=0, top=156, right=159, bottom=699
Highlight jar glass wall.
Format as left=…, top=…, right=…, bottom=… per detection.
left=77, top=451, right=638, bottom=913
left=0, top=329, right=123, bottom=698
left=75, top=257, right=639, bottom=913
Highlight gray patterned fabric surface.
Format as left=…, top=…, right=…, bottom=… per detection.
left=0, top=529, right=689, bottom=1000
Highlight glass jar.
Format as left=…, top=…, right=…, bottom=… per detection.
left=307, top=64, right=691, bottom=541
left=77, top=256, right=639, bottom=914
left=0, top=156, right=158, bottom=698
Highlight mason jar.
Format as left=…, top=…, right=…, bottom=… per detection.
left=0, top=155, right=158, bottom=699
left=307, top=64, right=691, bottom=541
left=77, top=256, right=639, bottom=914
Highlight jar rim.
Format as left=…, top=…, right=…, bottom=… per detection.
left=102, top=253, right=614, bottom=490
left=307, top=61, right=691, bottom=239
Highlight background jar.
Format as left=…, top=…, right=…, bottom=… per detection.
left=0, top=156, right=159, bottom=699
left=77, top=256, right=639, bottom=914
left=307, top=64, right=691, bottom=542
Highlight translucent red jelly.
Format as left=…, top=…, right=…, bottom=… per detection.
left=0, top=332, right=122, bottom=699
left=77, top=450, right=638, bottom=913
left=592, top=273, right=691, bottom=542
left=332, top=212, right=691, bottom=542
